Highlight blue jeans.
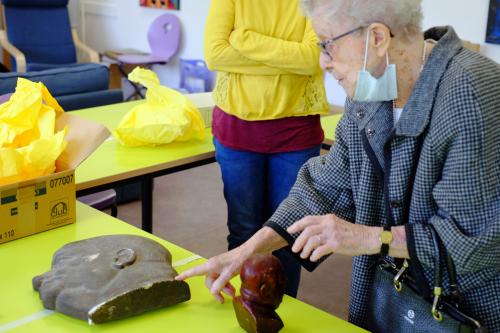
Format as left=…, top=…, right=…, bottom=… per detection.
left=214, top=138, right=321, bottom=297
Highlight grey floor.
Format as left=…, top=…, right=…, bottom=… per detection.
left=116, top=162, right=353, bottom=320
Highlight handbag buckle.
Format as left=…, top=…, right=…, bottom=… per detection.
left=431, top=287, right=443, bottom=322
left=393, top=259, right=409, bottom=292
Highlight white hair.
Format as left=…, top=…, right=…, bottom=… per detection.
left=301, top=0, right=423, bottom=41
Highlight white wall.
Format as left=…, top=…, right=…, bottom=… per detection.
left=70, top=0, right=209, bottom=88
left=422, top=0, right=500, bottom=62
left=70, top=0, right=500, bottom=103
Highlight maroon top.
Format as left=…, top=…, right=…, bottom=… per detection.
left=212, top=106, right=324, bottom=154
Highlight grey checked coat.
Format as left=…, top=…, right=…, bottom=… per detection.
left=265, top=27, right=500, bottom=331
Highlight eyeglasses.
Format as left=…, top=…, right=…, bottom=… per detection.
left=317, top=25, right=394, bottom=60
left=317, top=26, right=365, bottom=59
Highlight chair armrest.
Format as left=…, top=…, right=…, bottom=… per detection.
left=72, top=28, right=99, bottom=63
left=0, top=30, right=26, bottom=72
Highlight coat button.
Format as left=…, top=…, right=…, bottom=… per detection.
left=390, top=200, right=401, bottom=208
left=366, top=128, right=375, bottom=137
left=356, top=110, right=365, bottom=119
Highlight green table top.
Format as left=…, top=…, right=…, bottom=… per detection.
left=72, top=99, right=343, bottom=190
left=321, top=113, right=343, bottom=147
left=0, top=203, right=367, bottom=333
left=72, top=101, right=215, bottom=191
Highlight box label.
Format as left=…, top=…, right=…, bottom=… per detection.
left=49, top=175, right=73, bottom=189
left=0, top=229, right=15, bottom=242
left=50, top=199, right=69, bottom=221
left=0, top=170, right=76, bottom=244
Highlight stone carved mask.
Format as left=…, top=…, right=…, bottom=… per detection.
left=32, top=235, right=190, bottom=324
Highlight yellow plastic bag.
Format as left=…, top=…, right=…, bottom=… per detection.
left=113, top=68, right=205, bottom=147
left=0, top=78, right=67, bottom=186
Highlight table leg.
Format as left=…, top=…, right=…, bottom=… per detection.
left=141, top=177, right=154, bottom=233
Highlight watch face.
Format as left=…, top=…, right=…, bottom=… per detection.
left=380, top=231, right=393, bottom=244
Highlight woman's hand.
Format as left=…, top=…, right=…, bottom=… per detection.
left=287, top=214, right=381, bottom=261
left=175, top=248, right=247, bottom=304
left=176, top=226, right=289, bottom=303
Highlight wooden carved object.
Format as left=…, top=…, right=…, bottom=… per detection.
left=233, top=254, right=286, bottom=333
left=32, top=235, right=190, bottom=324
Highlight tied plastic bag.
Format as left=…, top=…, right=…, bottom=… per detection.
left=0, top=78, right=67, bottom=186
left=114, top=68, right=205, bottom=147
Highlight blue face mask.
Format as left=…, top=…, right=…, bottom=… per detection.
left=353, top=30, right=398, bottom=102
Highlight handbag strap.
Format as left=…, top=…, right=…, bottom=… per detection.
left=394, top=127, right=463, bottom=306
left=386, top=118, right=464, bottom=310
left=430, top=225, right=463, bottom=308
left=428, top=225, right=466, bottom=321
left=385, top=128, right=430, bottom=296
left=429, top=226, right=445, bottom=321
left=445, top=251, right=463, bottom=307
left=430, top=228, right=443, bottom=288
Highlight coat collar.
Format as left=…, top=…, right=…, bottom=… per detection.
left=345, top=26, right=464, bottom=137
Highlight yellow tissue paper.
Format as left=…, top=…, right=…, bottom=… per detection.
left=114, top=67, right=205, bottom=147
left=0, top=78, right=67, bottom=186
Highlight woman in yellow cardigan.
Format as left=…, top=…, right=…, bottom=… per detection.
left=206, top=0, right=329, bottom=296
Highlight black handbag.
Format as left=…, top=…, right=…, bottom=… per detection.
left=366, top=227, right=487, bottom=333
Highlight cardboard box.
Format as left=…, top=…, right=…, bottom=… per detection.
left=0, top=113, right=110, bottom=244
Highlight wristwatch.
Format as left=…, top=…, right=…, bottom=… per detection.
left=379, top=226, right=393, bottom=256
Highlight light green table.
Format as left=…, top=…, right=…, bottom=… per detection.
left=73, top=98, right=216, bottom=233
left=321, top=113, right=343, bottom=149
left=73, top=97, right=343, bottom=233
left=74, top=100, right=215, bottom=191
left=0, top=203, right=367, bottom=333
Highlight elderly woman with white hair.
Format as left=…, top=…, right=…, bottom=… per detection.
left=178, top=0, right=500, bottom=331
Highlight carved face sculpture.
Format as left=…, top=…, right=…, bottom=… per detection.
left=32, top=235, right=190, bottom=324
left=239, top=254, right=286, bottom=309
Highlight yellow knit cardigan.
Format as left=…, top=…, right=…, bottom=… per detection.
left=204, top=0, right=329, bottom=120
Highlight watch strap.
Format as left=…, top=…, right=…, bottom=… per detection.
left=380, top=225, right=391, bottom=256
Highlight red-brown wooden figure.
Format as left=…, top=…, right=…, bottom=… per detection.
left=233, top=254, right=286, bottom=333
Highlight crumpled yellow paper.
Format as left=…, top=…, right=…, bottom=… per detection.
left=113, top=68, right=205, bottom=147
left=0, top=78, right=67, bottom=186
